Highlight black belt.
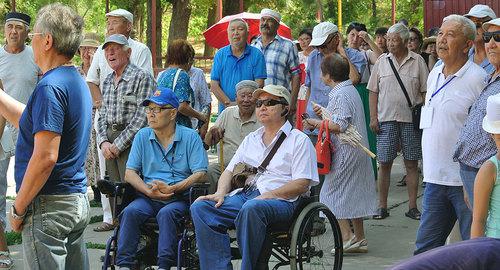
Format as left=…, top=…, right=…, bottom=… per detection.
left=108, top=123, right=126, bottom=131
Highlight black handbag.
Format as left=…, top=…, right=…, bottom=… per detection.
left=387, top=58, right=423, bottom=131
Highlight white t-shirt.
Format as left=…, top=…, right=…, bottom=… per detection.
left=422, top=60, right=487, bottom=186
left=86, top=37, right=153, bottom=88
left=227, top=121, right=319, bottom=201
left=0, top=45, right=40, bottom=156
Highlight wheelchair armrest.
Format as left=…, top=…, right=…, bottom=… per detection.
left=189, top=182, right=210, bottom=205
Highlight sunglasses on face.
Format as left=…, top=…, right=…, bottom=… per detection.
left=483, top=31, right=500, bottom=43
left=255, top=99, right=286, bottom=108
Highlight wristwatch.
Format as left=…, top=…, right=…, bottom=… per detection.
left=11, top=204, right=26, bottom=220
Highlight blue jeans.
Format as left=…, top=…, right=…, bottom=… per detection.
left=459, top=162, right=479, bottom=208
left=0, top=158, right=9, bottom=229
left=190, top=189, right=298, bottom=270
left=22, top=193, right=90, bottom=270
left=116, top=194, right=188, bottom=269
left=414, top=183, right=472, bottom=255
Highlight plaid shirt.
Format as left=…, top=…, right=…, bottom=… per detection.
left=97, top=63, right=154, bottom=152
left=453, top=75, right=500, bottom=168
left=252, top=35, right=300, bottom=89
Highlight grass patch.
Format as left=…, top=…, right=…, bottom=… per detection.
left=89, top=215, right=103, bottom=224
left=89, top=200, right=102, bottom=208
left=86, top=242, right=106, bottom=249
left=6, top=231, right=21, bottom=245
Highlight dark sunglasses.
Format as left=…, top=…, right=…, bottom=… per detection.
left=256, top=99, right=286, bottom=108
left=483, top=31, right=500, bottom=43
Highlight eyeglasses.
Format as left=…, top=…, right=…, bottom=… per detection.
left=27, top=32, right=43, bottom=39
left=255, top=99, right=286, bottom=108
left=483, top=31, right=500, bottom=43
left=145, top=106, right=174, bottom=113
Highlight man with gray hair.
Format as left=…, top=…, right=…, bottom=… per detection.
left=414, top=14, right=487, bottom=255
left=0, top=3, right=91, bottom=269
left=0, top=11, right=40, bottom=267
left=204, top=80, right=262, bottom=192
left=211, top=18, right=266, bottom=113
left=367, top=23, right=429, bottom=221
left=97, top=34, right=154, bottom=189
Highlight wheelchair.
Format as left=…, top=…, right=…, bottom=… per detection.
left=98, top=179, right=343, bottom=270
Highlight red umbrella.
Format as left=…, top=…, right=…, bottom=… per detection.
left=203, top=12, right=293, bottom=49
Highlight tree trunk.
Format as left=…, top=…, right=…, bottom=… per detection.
left=147, top=0, right=163, bottom=68
left=168, top=0, right=192, bottom=45
left=204, top=3, right=217, bottom=57
left=223, top=0, right=239, bottom=16
left=371, top=0, right=376, bottom=19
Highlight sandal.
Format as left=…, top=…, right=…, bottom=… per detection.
left=405, top=208, right=422, bottom=220
left=396, top=175, right=407, bottom=186
left=93, top=222, right=116, bottom=232
left=0, top=251, right=13, bottom=269
left=373, top=207, right=389, bottom=220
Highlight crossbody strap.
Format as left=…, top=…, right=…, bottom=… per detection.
left=172, top=68, right=181, bottom=90
left=387, top=57, right=412, bottom=108
left=258, top=132, right=287, bottom=173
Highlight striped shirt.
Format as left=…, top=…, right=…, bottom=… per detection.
left=454, top=74, right=500, bottom=168
left=252, top=35, right=300, bottom=90
left=97, top=63, right=154, bottom=152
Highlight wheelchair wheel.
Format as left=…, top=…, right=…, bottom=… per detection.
left=289, top=202, right=343, bottom=270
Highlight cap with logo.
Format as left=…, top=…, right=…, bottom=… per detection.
left=142, top=87, right=180, bottom=108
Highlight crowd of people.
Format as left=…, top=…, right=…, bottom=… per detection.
left=0, top=2, right=497, bottom=270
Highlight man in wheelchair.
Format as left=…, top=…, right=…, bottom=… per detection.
left=191, top=85, right=319, bottom=270
left=116, top=87, right=208, bottom=270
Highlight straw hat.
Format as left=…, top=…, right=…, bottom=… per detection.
left=422, top=36, right=436, bottom=50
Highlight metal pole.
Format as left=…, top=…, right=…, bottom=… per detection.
left=392, top=0, right=396, bottom=24
left=151, top=0, right=157, bottom=69
left=338, top=0, right=342, bottom=30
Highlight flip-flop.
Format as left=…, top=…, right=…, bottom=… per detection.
left=93, top=222, right=115, bottom=232
left=405, top=208, right=422, bottom=220
left=373, top=207, right=389, bottom=220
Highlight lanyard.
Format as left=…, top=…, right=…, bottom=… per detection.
left=429, top=73, right=455, bottom=103
left=154, top=141, right=176, bottom=178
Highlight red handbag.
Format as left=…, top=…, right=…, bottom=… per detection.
left=316, top=120, right=333, bottom=175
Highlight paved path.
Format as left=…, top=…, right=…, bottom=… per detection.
left=5, top=155, right=422, bottom=270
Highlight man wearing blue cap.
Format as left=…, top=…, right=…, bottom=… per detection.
left=115, top=87, right=208, bottom=270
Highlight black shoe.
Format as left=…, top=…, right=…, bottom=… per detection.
left=373, top=207, right=389, bottom=220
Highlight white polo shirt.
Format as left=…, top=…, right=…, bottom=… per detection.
left=86, top=37, right=153, bottom=87
left=226, top=121, right=319, bottom=201
left=422, top=60, right=487, bottom=186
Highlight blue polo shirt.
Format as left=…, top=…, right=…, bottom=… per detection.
left=211, top=44, right=267, bottom=113
left=304, top=48, right=366, bottom=135
left=15, top=66, right=92, bottom=194
left=126, top=125, right=208, bottom=185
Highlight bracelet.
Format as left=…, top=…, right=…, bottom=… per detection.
left=11, top=204, right=26, bottom=220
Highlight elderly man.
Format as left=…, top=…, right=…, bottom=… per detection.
left=0, top=11, right=39, bottom=267
left=191, top=85, right=319, bottom=270
left=0, top=4, right=91, bottom=269
left=96, top=34, right=154, bottom=215
left=464, top=4, right=497, bottom=73
left=367, top=23, right=429, bottom=221
left=453, top=18, right=500, bottom=206
left=414, top=15, right=487, bottom=255
left=305, top=22, right=364, bottom=138
left=204, top=80, right=262, bottom=193
left=88, top=8, right=153, bottom=231
left=116, top=87, right=207, bottom=270
left=211, top=18, right=266, bottom=113
left=252, top=9, right=300, bottom=115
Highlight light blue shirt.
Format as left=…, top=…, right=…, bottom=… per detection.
left=126, top=125, right=208, bottom=185
left=304, top=48, right=366, bottom=134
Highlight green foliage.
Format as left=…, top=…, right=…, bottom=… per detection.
left=5, top=231, right=21, bottom=246
left=89, top=215, right=103, bottom=224
left=86, top=242, right=106, bottom=249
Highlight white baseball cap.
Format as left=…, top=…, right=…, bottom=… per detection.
left=309, top=22, right=339, bottom=47
left=464, top=4, right=496, bottom=20
left=483, top=18, right=500, bottom=31
left=106, top=9, right=133, bottom=23
left=253, top=85, right=291, bottom=104
left=483, top=95, right=500, bottom=134
left=260, top=9, right=281, bottom=22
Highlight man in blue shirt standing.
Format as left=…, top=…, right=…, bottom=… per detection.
left=211, top=18, right=267, bottom=113
left=115, top=87, right=208, bottom=270
left=0, top=4, right=92, bottom=269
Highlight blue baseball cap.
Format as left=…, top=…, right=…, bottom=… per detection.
left=142, top=87, right=179, bottom=108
